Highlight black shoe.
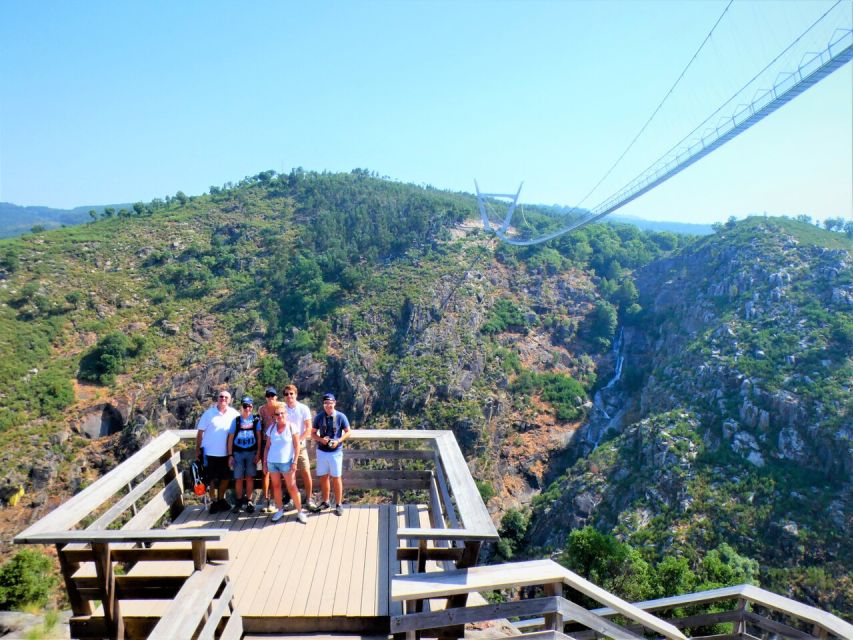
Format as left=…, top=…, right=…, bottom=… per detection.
left=231, top=498, right=245, bottom=513
left=310, top=501, right=330, bottom=513
left=209, top=500, right=222, bottom=514
left=245, top=500, right=255, bottom=514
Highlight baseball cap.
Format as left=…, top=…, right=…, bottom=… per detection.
left=322, top=392, right=336, bottom=402
left=241, top=396, right=254, bottom=406
left=265, top=386, right=277, bottom=397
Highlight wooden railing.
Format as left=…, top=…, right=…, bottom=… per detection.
left=14, top=428, right=497, bottom=638
left=587, top=583, right=853, bottom=640
left=391, top=559, right=688, bottom=640
left=391, top=560, right=853, bottom=640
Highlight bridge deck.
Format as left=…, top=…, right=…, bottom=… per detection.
left=144, top=502, right=428, bottom=633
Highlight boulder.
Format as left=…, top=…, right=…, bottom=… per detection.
left=76, top=403, right=125, bottom=439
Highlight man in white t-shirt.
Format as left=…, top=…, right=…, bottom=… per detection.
left=282, top=384, right=316, bottom=510
left=196, top=389, right=240, bottom=514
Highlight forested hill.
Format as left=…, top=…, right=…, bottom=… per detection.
left=0, top=169, right=849, bottom=616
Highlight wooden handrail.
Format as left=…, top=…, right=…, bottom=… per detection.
left=15, top=431, right=182, bottom=540
left=587, top=583, right=853, bottom=640
left=15, top=529, right=228, bottom=545
left=392, top=559, right=687, bottom=640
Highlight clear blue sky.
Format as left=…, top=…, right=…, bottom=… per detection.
left=1, top=0, right=851, bottom=224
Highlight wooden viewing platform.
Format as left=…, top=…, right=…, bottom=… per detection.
left=14, top=429, right=853, bottom=640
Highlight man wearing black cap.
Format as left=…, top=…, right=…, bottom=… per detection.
left=258, top=387, right=278, bottom=513
left=310, top=393, right=351, bottom=516
left=227, top=396, right=262, bottom=513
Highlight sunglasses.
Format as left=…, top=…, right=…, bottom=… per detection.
left=218, top=395, right=229, bottom=400
left=284, top=392, right=296, bottom=396
left=242, top=403, right=253, bottom=408
left=274, top=412, right=286, bottom=416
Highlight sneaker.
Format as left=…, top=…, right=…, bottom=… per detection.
left=209, top=500, right=222, bottom=514
left=297, top=511, right=308, bottom=524
left=306, top=498, right=318, bottom=511
left=334, top=503, right=344, bottom=517
left=283, top=499, right=294, bottom=511
left=263, top=499, right=275, bottom=514
left=310, top=501, right=330, bottom=513
left=245, top=500, right=255, bottom=514
left=271, top=508, right=285, bottom=522
left=231, top=498, right=245, bottom=513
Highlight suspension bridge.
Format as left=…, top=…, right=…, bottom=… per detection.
left=478, top=5, right=853, bottom=246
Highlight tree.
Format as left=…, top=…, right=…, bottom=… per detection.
left=88, top=209, right=97, bottom=221
left=175, top=191, right=188, bottom=205
left=795, top=214, right=812, bottom=224
left=133, top=202, right=146, bottom=216
left=560, top=527, right=652, bottom=603
left=30, top=224, right=46, bottom=234
left=102, top=207, right=115, bottom=219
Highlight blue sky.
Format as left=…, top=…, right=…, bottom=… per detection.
left=0, top=0, right=850, bottom=224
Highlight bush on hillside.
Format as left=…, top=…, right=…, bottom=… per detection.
left=0, top=549, right=56, bottom=610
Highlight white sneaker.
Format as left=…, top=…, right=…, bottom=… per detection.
left=297, top=511, right=308, bottom=524
left=271, top=508, right=285, bottom=522
left=264, top=499, right=275, bottom=514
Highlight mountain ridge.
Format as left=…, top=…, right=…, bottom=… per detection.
left=0, top=170, right=849, bottom=615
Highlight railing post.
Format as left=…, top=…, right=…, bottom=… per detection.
left=439, top=541, right=482, bottom=640
left=393, top=439, right=401, bottom=504
left=192, top=540, right=207, bottom=570
left=735, top=597, right=747, bottom=635
left=92, top=542, right=124, bottom=639
left=160, top=448, right=183, bottom=520
left=543, top=582, right=564, bottom=632
left=56, top=544, right=92, bottom=616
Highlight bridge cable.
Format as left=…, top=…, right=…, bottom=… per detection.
left=568, top=0, right=735, bottom=214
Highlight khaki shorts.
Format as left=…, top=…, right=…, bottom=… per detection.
left=295, top=442, right=310, bottom=472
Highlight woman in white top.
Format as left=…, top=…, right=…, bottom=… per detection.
left=263, top=402, right=308, bottom=523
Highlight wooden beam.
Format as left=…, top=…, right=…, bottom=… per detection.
left=160, top=448, right=184, bottom=520
left=56, top=543, right=91, bottom=616
left=16, top=528, right=227, bottom=545
left=346, top=449, right=434, bottom=461
left=148, top=563, right=231, bottom=639
left=397, top=548, right=464, bottom=562
left=544, top=582, right=563, bottom=632
left=391, top=595, right=563, bottom=633
left=91, top=543, right=124, bottom=640
left=61, top=546, right=229, bottom=564
left=743, top=611, right=819, bottom=640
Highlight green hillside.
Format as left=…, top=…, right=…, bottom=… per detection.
left=0, top=170, right=849, bottom=616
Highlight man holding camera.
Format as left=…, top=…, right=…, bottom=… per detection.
left=310, top=393, right=351, bottom=516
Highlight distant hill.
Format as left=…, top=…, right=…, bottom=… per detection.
left=0, top=202, right=131, bottom=238
left=609, top=213, right=714, bottom=235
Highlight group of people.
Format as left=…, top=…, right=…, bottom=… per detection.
left=195, top=385, right=351, bottom=523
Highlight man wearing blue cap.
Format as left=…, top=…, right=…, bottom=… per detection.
left=310, top=393, right=351, bottom=516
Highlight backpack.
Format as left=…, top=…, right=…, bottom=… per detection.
left=190, top=459, right=207, bottom=497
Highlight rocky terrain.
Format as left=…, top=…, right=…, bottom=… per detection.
left=0, top=172, right=849, bottom=615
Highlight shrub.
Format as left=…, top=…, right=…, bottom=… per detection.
left=0, top=549, right=56, bottom=610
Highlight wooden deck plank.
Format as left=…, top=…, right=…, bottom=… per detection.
left=331, top=505, right=363, bottom=616
left=286, top=505, right=333, bottom=617
left=225, top=512, right=270, bottom=594
left=305, top=507, right=342, bottom=617
left=315, top=506, right=354, bottom=616
left=360, top=506, right=380, bottom=616
left=346, top=505, right=371, bottom=617
left=376, top=504, right=390, bottom=617
left=261, top=511, right=312, bottom=616
left=387, top=504, right=402, bottom=617
left=243, top=509, right=294, bottom=614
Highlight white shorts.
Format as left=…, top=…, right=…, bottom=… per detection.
left=316, top=449, right=343, bottom=478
